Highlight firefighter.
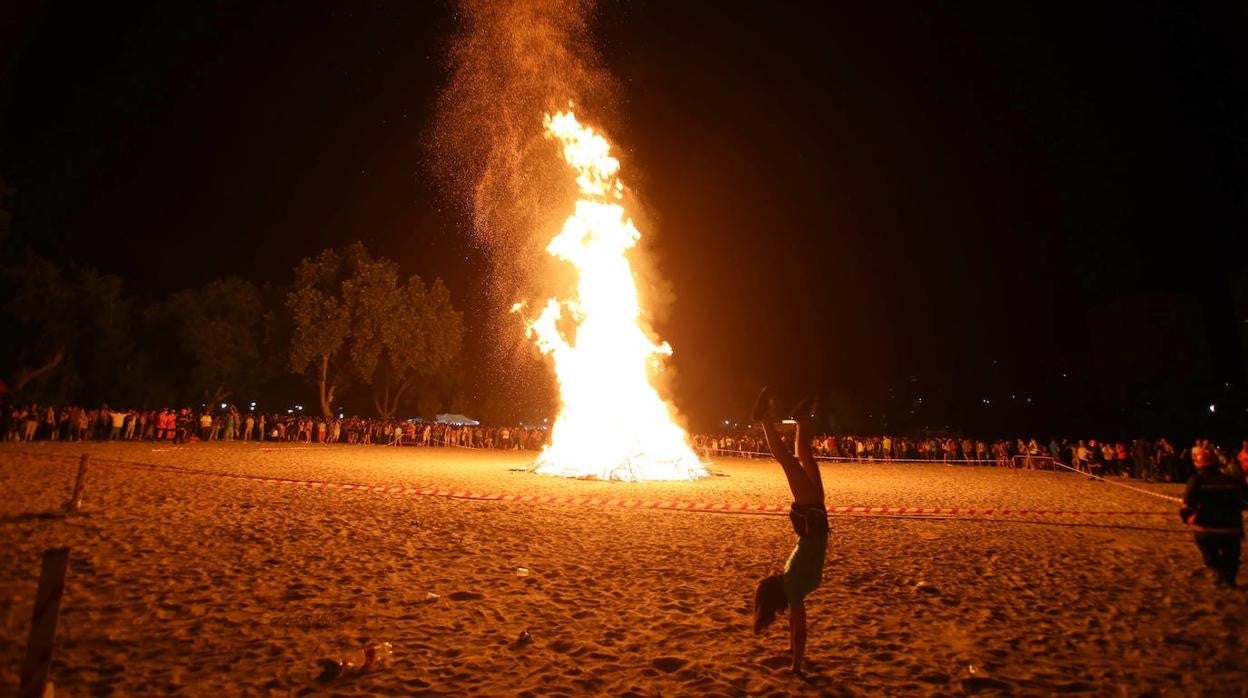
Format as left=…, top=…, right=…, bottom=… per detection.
left=1180, top=446, right=1246, bottom=588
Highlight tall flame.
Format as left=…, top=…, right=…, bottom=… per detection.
left=516, top=110, right=707, bottom=481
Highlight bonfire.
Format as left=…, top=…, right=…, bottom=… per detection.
left=515, top=110, right=706, bottom=482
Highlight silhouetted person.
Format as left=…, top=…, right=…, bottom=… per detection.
left=1181, top=447, right=1246, bottom=588
left=751, top=388, right=827, bottom=675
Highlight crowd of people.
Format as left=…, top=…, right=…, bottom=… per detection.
left=4, top=401, right=1246, bottom=485
left=0, top=403, right=547, bottom=451
left=694, top=432, right=1248, bottom=483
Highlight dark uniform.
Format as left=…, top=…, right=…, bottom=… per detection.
left=1181, top=465, right=1246, bottom=587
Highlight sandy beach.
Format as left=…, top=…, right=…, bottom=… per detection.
left=0, top=441, right=1243, bottom=696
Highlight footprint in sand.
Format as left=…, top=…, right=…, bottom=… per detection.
left=650, top=656, right=688, bottom=673
left=447, top=591, right=484, bottom=601
left=758, top=654, right=790, bottom=670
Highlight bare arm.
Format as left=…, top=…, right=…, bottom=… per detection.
left=789, top=599, right=807, bottom=674
left=794, top=405, right=824, bottom=503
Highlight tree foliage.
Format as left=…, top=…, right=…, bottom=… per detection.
left=0, top=254, right=143, bottom=404
left=0, top=254, right=75, bottom=398
left=287, top=245, right=360, bottom=416
left=351, top=271, right=464, bottom=418
left=74, top=268, right=145, bottom=405
left=160, top=277, right=267, bottom=405
left=286, top=242, right=463, bottom=418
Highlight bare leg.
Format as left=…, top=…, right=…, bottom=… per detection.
left=789, top=599, right=808, bottom=674
left=755, top=388, right=821, bottom=504
left=795, top=420, right=824, bottom=503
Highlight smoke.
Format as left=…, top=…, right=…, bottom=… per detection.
left=428, top=0, right=619, bottom=417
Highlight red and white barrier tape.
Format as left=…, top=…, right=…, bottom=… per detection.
left=6, top=450, right=1177, bottom=520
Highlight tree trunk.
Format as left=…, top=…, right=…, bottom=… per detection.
left=11, top=348, right=64, bottom=394
left=210, top=385, right=232, bottom=406
left=374, top=362, right=391, bottom=418
left=388, top=377, right=413, bottom=418
left=318, top=354, right=335, bottom=417
left=374, top=373, right=412, bottom=420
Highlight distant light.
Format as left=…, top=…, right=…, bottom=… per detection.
left=338, top=413, right=344, bottom=419
left=1209, top=404, right=1216, bottom=413
left=220, top=403, right=227, bottom=409
left=286, top=409, right=293, bottom=414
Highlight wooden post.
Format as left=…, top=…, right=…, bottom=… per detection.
left=68, top=454, right=89, bottom=514
left=20, top=547, right=71, bottom=698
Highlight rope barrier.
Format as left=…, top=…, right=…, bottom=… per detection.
left=1045, top=458, right=1183, bottom=503
left=2, top=449, right=1178, bottom=521
left=705, top=446, right=1007, bottom=465
left=707, top=446, right=1184, bottom=504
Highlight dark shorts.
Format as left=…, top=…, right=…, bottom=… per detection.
left=790, top=503, right=829, bottom=537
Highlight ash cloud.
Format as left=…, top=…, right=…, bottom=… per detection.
left=429, top=0, right=617, bottom=296
left=427, top=0, right=617, bottom=417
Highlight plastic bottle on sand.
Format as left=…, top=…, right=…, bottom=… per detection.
left=316, top=642, right=394, bottom=681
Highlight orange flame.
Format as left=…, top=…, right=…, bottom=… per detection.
left=515, top=110, right=706, bottom=481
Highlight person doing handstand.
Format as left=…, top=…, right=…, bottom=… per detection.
left=751, top=387, right=828, bottom=675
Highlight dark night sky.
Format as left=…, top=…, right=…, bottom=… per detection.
left=2, top=1, right=1246, bottom=433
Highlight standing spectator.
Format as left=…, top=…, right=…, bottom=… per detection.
left=1130, top=439, right=1149, bottom=480
left=108, top=408, right=127, bottom=440
left=42, top=406, right=57, bottom=440
left=1073, top=440, right=1088, bottom=473
left=74, top=408, right=88, bottom=441
left=160, top=409, right=175, bottom=440
left=23, top=405, right=38, bottom=441
left=1114, top=442, right=1129, bottom=477
left=1157, top=438, right=1178, bottom=482
left=175, top=409, right=191, bottom=444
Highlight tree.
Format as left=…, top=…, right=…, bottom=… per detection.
left=161, top=278, right=267, bottom=405
left=287, top=242, right=464, bottom=418
left=73, top=268, right=146, bottom=406
left=0, top=254, right=74, bottom=398
left=0, top=254, right=145, bottom=404
left=350, top=273, right=463, bottom=418
left=287, top=244, right=361, bottom=417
